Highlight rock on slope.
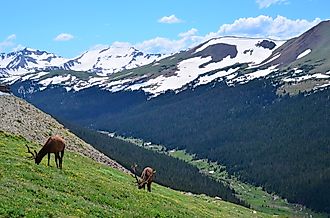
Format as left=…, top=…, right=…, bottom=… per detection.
left=0, top=93, right=128, bottom=173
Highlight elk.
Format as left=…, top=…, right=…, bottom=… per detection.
left=131, top=164, right=156, bottom=192
left=26, top=135, right=65, bottom=169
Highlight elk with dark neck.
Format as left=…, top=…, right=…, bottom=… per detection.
left=26, top=135, right=65, bottom=169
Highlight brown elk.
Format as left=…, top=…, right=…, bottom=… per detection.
left=26, top=135, right=65, bottom=169
left=131, top=164, right=156, bottom=192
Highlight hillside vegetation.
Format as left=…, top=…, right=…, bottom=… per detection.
left=0, top=131, right=268, bottom=217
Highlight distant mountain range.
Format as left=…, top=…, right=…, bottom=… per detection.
left=0, top=46, right=164, bottom=90
left=1, top=20, right=329, bottom=96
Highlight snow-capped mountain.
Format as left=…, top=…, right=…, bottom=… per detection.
left=0, top=48, right=67, bottom=75
left=112, top=37, right=287, bottom=96
left=0, top=45, right=165, bottom=85
left=112, top=21, right=330, bottom=97
left=1, top=20, right=330, bottom=96
left=0, top=37, right=285, bottom=94
left=64, top=46, right=163, bottom=76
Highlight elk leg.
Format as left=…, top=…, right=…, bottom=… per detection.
left=55, top=153, right=59, bottom=168
left=59, top=157, right=62, bottom=169
left=147, top=183, right=151, bottom=192
left=48, top=153, right=50, bottom=166
left=59, top=150, right=64, bottom=169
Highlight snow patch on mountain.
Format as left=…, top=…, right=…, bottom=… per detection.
left=39, top=75, right=72, bottom=86
left=283, top=73, right=330, bottom=82
left=233, top=65, right=278, bottom=84
left=195, top=37, right=285, bottom=66
left=0, top=91, right=10, bottom=96
left=102, top=78, right=132, bottom=92
left=196, top=67, right=239, bottom=86
left=296, top=49, right=312, bottom=59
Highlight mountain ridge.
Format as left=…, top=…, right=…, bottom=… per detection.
left=0, top=45, right=165, bottom=80
left=1, top=21, right=330, bottom=96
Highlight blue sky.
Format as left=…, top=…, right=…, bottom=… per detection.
left=0, top=0, right=329, bottom=57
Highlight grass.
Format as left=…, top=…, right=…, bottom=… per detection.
left=0, top=131, right=270, bottom=218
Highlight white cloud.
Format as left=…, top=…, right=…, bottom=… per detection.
left=0, top=34, right=17, bottom=52
left=178, top=28, right=198, bottom=38
left=54, top=33, right=74, bottom=41
left=256, top=0, right=289, bottom=9
left=135, top=16, right=322, bottom=54
left=13, top=44, right=25, bottom=52
left=6, top=34, right=17, bottom=41
left=111, top=41, right=132, bottom=48
left=89, top=44, right=109, bottom=51
left=90, top=42, right=132, bottom=51
left=216, top=15, right=322, bottom=39
left=87, top=15, right=323, bottom=55
left=135, top=28, right=202, bottom=54
left=135, top=37, right=184, bottom=54
left=158, top=15, right=183, bottom=24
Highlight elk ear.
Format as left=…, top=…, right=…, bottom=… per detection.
left=153, top=170, right=156, bottom=174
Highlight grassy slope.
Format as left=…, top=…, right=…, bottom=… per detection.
left=0, top=131, right=269, bottom=218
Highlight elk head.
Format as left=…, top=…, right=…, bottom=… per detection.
left=25, top=144, right=38, bottom=164
left=131, top=164, right=143, bottom=188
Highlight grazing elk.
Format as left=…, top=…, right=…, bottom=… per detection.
left=131, top=164, right=156, bottom=192
left=26, top=135, right=65, bottom=169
